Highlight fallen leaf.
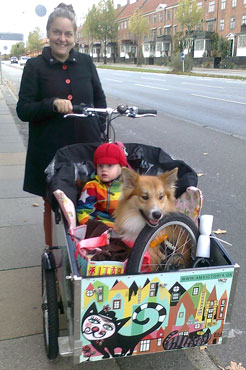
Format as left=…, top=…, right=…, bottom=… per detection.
left=225, top=361, right=246, bottom=370
left=200, top=345, right=207, bottom=351
left=32, top=203, right=39, bottom=207
left=213, top=229, right=227, bottom=234
left=197, top=173, right=204, bottom=177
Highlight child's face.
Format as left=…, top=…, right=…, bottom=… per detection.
left=97, top=164, right=121, bottom=183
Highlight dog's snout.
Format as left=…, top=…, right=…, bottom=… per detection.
left=152, top=211, right=162, bottom=220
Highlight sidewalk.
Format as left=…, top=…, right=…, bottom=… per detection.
left=0, top=84, right=93, bottom=370
left=0, top=81, right=220, bottom=370
left=95, top=61, right=246, bottom=78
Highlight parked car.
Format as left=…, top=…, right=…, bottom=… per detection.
left=19, top=56, right=30, bottom=66
left=10, top=56, right=18, bottom=64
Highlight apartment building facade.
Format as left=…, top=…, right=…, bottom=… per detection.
left=78, top=0, right=246, bottom=61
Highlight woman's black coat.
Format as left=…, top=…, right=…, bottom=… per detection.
left=16, top=47, right=106, bottom=197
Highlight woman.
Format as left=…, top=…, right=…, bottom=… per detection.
left=16, top=3, right=107, bottom=246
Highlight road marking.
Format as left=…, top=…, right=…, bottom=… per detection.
left=103, top=78, right=123, bottom=83
left=183, top=82, right=223, bottom=89
left=141, top=77, right=166, bottom=81
left=192, top=94, right=246, bottom=105
left=136, top=84, right=168, bottom=90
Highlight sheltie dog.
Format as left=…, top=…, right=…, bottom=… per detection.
left=114, top=167, right=178, bottom=242
left=114, top=167, right=196, bottom=271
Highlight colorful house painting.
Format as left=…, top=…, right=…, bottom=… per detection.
left=80, top=268, right=235, bottom=362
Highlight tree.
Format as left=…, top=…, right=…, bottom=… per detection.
left=128, top=10, right=148, bottom=65
left=83, top=5, right=100, bottom=40
left=176, top=0, right=203, bottom=53
left=176, top=0, right=203, bottom=33
left=83, top=0, right=118, bottom=63
left=211, top=33, right=231, bottom=58
left=26, top=27, right=43, bottom=52
left=11, top=42, right=25, bottom=57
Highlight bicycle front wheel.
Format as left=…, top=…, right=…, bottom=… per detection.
left=126, top=212, right=199, bottom=274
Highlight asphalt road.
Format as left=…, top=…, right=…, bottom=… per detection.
left=1, top=62, right=246, bottom=369
left=97, top=68, right=246, bottom=140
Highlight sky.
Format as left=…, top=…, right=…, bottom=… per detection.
left=1, top=0, right=128, bottom=42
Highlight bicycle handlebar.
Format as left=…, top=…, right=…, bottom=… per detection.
left=67, top=104, right=157, bottom=118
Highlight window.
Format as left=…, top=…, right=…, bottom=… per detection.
left=220, top=19, right=225, bottom=30
left=166, top=10, right=171, bottom=20
left=113, top=300, right=121, bottom=309
left=238, top=35, right=246, bottom=47
left=232, top=0, right=237, bottom=6
left=164, top=27, right=171, bottom=35
left=242, top=15, right=246, bottom=24
left=157, top=338, right=162, bottom=346
left=97, top=286, right=104, bottom=302
left=209, top=1, right=215, bottom=12
left=207, top=20, right=215, bottom=31
left=197, top=2, right=202, bottom=8
left=159, top=12, right=163, bottom=22
left=174, top=25, right=177, bottom=34
left=221, top=0, right=226, bottom=9
left=140, top=339, right=150, bottom=352
left=158, top=27, right=162, bottom=36
left=195, top=39, right=205, bottom=50
left=156, top=42, right=162, bottom=51
left=124, top=21, right=127, bottom=29
left=148, top=15, right=151, bottom=24
left=172, top=293, right=179, bottom=300
left=153, top=15, right=157, bottom=23
left=179, top=312, right=184, bottom=318
left=230, top=16, right=235, bottom=28
left=173, top=286, right=180, bottom=292
left=86, top=290, right=94, bottom=297
left=192, top=287, right=199, bottom=295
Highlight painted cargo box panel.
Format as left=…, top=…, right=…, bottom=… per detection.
left=79, top=267, right=235, bottom=362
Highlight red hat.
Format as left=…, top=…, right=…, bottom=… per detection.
left=94, top=143, right=127, bottom=167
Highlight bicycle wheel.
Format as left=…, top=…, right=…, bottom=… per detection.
left=126, top=212, right=199, bottom=274
left=42, top=267, right=59, bottom=359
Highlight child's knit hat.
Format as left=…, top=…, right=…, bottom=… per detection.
left=94, top=143, right=127, bottom=167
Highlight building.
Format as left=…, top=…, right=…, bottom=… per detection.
left=72, top=0, right=246, bottom=62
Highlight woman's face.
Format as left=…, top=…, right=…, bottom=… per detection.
left=48, top=17, right=75, bottom=62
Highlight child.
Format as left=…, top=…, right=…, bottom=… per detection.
left=76, top=143, right=127, bottom=228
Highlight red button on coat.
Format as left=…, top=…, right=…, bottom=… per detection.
left=67, top=94, right=73, bottom=100
left=65, top=79, right=71, bottom=84
left=62, top=64, right=68, bottom=70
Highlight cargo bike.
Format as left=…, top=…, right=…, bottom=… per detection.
left=41, top=104, right=239, bottom=363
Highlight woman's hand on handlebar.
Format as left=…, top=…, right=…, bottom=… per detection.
left=53, top=98, right=73, bottom=114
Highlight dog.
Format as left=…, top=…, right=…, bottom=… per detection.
left=114, top=167, right=195, bottom=271
left=114, top=167, right=178, bottom=243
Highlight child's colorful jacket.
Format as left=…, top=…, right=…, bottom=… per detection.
left=76, top=175, right=122, bottom=228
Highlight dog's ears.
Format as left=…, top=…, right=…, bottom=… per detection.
left=159, top=167, right=178, bottom=186
left=121, top=167, right=139, bottom=190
